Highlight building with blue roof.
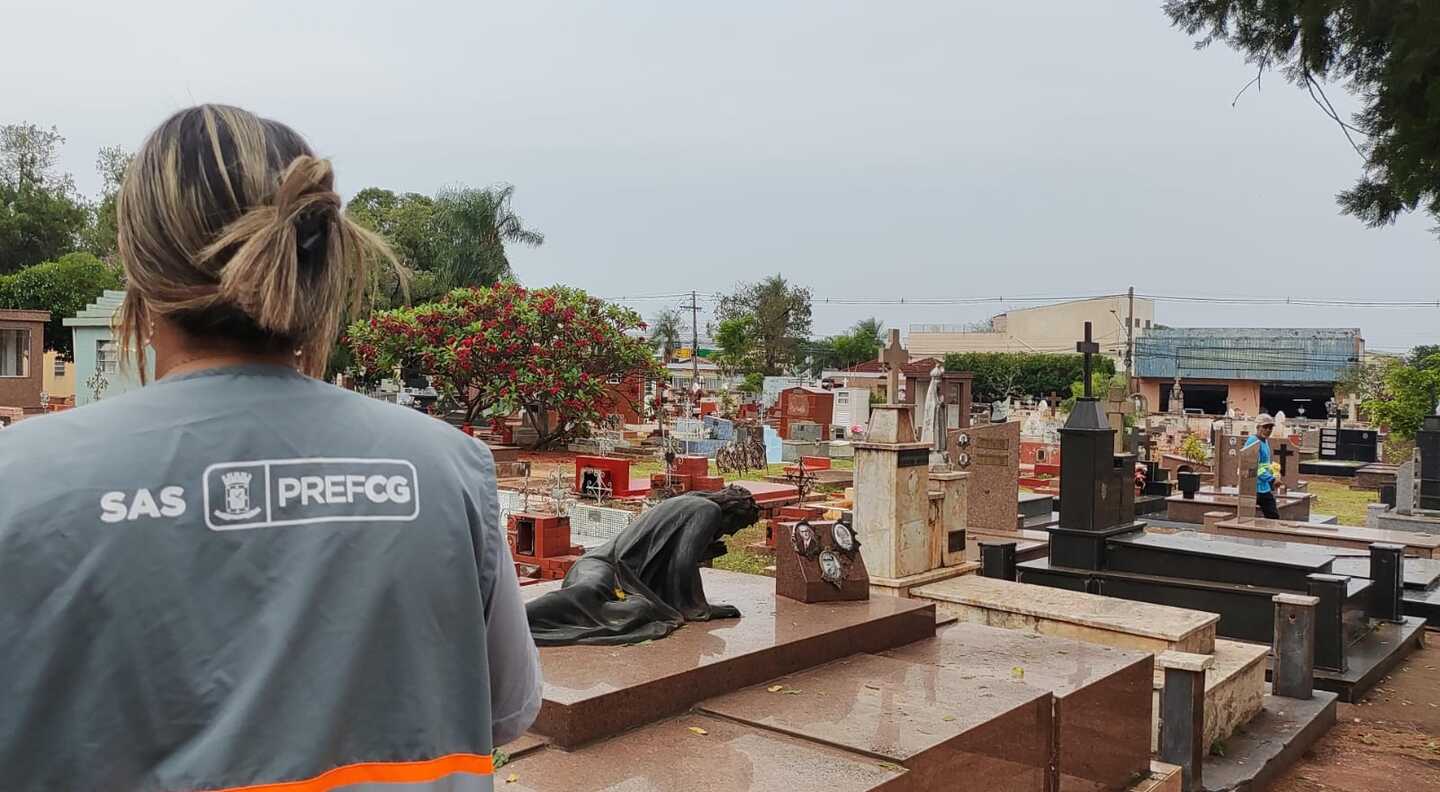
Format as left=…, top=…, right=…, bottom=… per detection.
left=1135, top=327, right=1362, bottom=417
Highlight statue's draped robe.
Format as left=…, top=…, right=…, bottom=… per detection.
left=525, top=496, right=738, bottom=646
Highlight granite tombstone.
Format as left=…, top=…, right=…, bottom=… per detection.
left=774, top=517, right=870, bottom=603
left=949, top=420, right=1020, bottom=533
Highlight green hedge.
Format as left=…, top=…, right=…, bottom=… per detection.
left=942, top=352, right=1116, bottom=404
left=0, top=252, right=121, bottom=358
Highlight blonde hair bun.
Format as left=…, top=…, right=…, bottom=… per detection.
left=115, top=105, right=395, bottom=379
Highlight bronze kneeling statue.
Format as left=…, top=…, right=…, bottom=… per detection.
left=525, top=486, right=760, bottom=646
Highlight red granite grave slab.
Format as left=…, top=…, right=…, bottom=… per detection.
left=700, top=653, right=1053, bottom=791
left=881, top=623, right=1154, bottom=791
left=731, top=479, right=801, bottom=504
left=502, top=714, right=910, bottom=791
left=487, top=444, right=521, bottom=463
left=522, top=569, right=935, bottom=749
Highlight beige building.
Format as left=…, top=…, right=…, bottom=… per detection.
left=907, top=296, right=1155, bottom=362
left=42, top=350, right=75, bottom=401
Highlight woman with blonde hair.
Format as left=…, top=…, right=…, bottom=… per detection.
left=0, top=105, right=540, bottom=791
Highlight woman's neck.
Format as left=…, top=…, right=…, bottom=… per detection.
left=154, top=346, right=298, bottom=380
left=147, top=316, right=302, bottom=381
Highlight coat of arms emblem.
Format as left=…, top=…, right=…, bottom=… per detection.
left=214, top=471, right=263, bottom=522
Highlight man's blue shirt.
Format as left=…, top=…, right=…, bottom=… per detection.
left=1243, top=434, right=1273, bottom=494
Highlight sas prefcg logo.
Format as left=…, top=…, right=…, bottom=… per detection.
left=203, top=457, right=420, bottom=531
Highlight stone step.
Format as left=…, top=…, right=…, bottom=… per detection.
left=911, top=574, right=1218, bottom=655
left=521, top=569, right=935, bottom=749
left=1198, top=691, right=1338, bottom=792
left=502, top=714, right=911, bottom=791
left=879, top=623, right=1154, bottom=792
left=700, top=652, right=1055, bottom=792
left=1149, top=639, right=1268, bottom=753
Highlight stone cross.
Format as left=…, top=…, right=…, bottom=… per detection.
left=1076, top=321, right=1099, bottom=399
left=879, top=329, right=909, bottom=405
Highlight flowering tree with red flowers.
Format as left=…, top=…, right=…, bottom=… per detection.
left=346, top=284, right=658, bottom=448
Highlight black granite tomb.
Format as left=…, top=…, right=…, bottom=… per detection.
left=1016, top=324, right=1425, bottom=701
left=1419, top=415, right=1440, bottom=512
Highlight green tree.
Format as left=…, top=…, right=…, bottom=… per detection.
left=345, top=187, right=446, bottom=305
left=0, top=252, right=121, bottom=357
left=649, top=308, right=684, bottom=361
left=1163, top=2, right=1440, bottom=229
left=1061, top=371, right=1128, bottom=414
left=431, top=184, right=543, bottom=288
left=807, top=318, right=885, bottom=375
left=1408, top=345, right=1440, bottom=370
left=943, top=352, right=1114, bottom=403
left=347, top=284, right=656, bottom=448
left=0, top=124, right=88, bottom=273
left=1364, top=350, right=1440, bottom=439
left=713, top=275, right=812, bottom=376
left=852, top=317, right=884, bottom=348
left=1336, top=355, right=1398, bottom=420
left=712, top=315, right=757, bottom=378
left=738, top=371, right=764, bottom=396
left=81, top=145, right=133, bottom=259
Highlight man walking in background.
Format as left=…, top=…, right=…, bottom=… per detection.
left=1244, top=414, right=1281, bottom=519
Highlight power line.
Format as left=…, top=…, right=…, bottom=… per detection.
left=603, top=289, right=1440, bottom=310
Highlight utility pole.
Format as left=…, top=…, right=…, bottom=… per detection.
left=1124, top=285, right=1135, bottom=389
left=685, top=290, right=701, bottom=416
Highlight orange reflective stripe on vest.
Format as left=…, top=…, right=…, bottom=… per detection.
left=218, top=753, right=495, bottom=791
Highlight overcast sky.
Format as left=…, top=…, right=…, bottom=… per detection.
left=8, top=0, right=1436, bottom=351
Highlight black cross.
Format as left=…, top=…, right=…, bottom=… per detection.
left=1076, top=321, right=1100, bottom=399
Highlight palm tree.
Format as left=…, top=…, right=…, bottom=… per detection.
left=433, top=184, right=544, bottom=287
left=649, top=309, right=684, bottom=362
left=853, top=317, right=885, bottom=349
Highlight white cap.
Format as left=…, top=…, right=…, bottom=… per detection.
left=1256, top=413, right=1276, bottom=427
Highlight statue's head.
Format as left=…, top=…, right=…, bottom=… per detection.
left=697, top=486, right=761, bottom=537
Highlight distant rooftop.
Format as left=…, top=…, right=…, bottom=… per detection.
left=845, top=356, right=942, bottom=375
left=1135, top=327, right=1363, bottom=383
left=63, top=289, right=125, bottom=328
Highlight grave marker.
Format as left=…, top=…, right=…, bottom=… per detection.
left=949, top=421, right=1019, bottom=533
left=1215, top=432, right=1244, bottom=490
left=1236, top=442, right=1259, bottom=523
left=1106, top=384, right=1128, bottom=455
left=1396, top=454, right=1417, bottom=515
left=1273, top=439, right=1298, bottom=492
left=774, top=519, right=870, bottom=603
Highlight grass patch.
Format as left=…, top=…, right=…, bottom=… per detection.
left=1304, top=480, right=1374, bottom=525
left=712, top=521, right=774, bottom=577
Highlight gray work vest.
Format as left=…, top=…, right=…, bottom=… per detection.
left=0, top=365, right=524, bottom=791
